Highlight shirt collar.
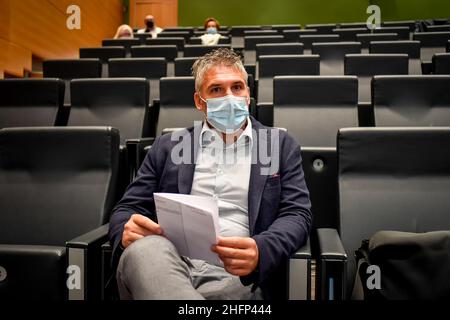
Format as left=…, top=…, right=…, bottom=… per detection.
left=199, top=117, right=253, bottom=149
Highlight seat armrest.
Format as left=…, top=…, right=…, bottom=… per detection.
left=66, top=224, right=110, bottom=300
left=126, top=137, right=155, bottom=179
left=288, top=238, right=311, bottom=300
left=316, top=228, right=347, bottom=300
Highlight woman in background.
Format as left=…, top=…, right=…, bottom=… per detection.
left=200, top=18, right=224, bottom=45
left=114, top=24, right=134, bottom=39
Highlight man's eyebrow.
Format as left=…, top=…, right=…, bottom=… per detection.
left=206, top=80, right=245, bottom=88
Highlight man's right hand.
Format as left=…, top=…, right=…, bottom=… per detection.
left=121, top=213, right=163, bottom=248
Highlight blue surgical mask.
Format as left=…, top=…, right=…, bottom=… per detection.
left=206, top=27, right=218, bottom=35
left=200, top=95, right=249, bottom=133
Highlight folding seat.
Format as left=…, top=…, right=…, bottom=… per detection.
left=372, top=75, right=450, bottom=126
left=244, top=30, right=279, bottom=37
left=257, top=55, right=320, bottom=104
left=270, top=24, right=301, bottom=33
left=344, top=54, right=409, bottom=103
left=338, top=22, right=369, bottom=29
left=425, top=25, right=450, bottom=32
left=332, top=28, right=370, bottom=41
left=183, top=44, right=231, bottom=57
left=244, top=36, right=284, bottom=64
left=383, top=20, right=416, bottom=32
left=230, top=25, right=262, bottom=37
left=312, top=42, right=361, bottom=75
left=102, top=38, right=141, bottom=54
left=317, top=127, right=450, bottom=299
left=305, top=24, right=337, bottom=34
left=282, top=29, right=319, bottom=42
left=163, top=27, right=194, bottom=34
left=158, top=31, right=191, bottom=41
left=43, top=59, right=101, bottom=104
left=108, top=58, right=167, bottom=103
left=156, top=77, right=202, bottom=135
left=188, top=36, right=231, bottom=45
left=145, top=37, right=185, bottom=51
left=299, top=34, right=340, bottom=52
left=256, top=43, right=304, bottom=60
left=356, top=33, right=399, bottom=49
left=0, top=126, right=120, bottom=300
left=79, top=47, right=126, bottom=64
left=174, top=57, right=197, bottom=76
left=0, top=79, right=64, bottom=128
left=373, top=26, right=410, bottom=40
left=433, top=53, right=450, bottom=74
left=131, top=45, right=178, bottom=76
left=369, top=40, right=422, bottom=74
left=448, top=40, right=450, bottom=52
left=273, top=76, right=358, bottom=147
left=133, top=32, right=152, bottom=44
left=193, top=30, right=230, bottom=37
left=68, top=78, right=151, bottom=144
left=413, top=31, right=450, bottom=61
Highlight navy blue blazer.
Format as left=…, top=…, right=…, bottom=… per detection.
left=109, top=117, right=312, bottom=299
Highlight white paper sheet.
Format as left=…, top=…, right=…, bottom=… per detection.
left=154, top=193, right=221, bottom=265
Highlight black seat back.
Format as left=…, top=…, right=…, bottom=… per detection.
left=312, top=42, right=361, bottom=75
left=145, top=37, right=185, bottom=51
left=0, top=79, right=64, bottom=128
left=433, top=53, right=450, bottom=74
left=131, top=45, right=178, bottom=61
left=174, top=57, right=197, bottom=76
left=79, top=47, right=126, bottom=63
left=256, top=43, right=304, bottom=59
left=183, top=44, right=231, bottom=57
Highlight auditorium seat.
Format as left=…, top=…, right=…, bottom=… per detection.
left=193, top=30, right=230, bottom=37
left=270, top=24, right=301, bottom=32
left=244, top=30, right=279, bottom=36
left=158, top=31, right=191, bottom=41
left=332, top=28, right=370, bottom=41
left=244, top=35, right=284, bottom=63
left=305, top=24, right=337, bottom=34
left=258, top=55, right=320, bottom=103
left=344, top=54, right=409, bottom=103
left=145, top=37, right=185, bottom=51
left=156, top=77, right=202, bottom=135
left=413, top=31, right=450, bottom=61
left=356, top=33, right=399, bottom=49
left=383, top=20, right=416, bottom=32
left=43, top=59, right=102, bottom=104
left=369, top=40, right=422, bottom=74
left=174, top=57, right=197, bottom=76
left=0, top=126, right=120, bottom=300
left=0, top=79, right=64, bottom=128
left=299, top=34, right=340, bottom=52
left=281, top=29, right=316, bottom=41
left=312, top=42, right=361, bottom=75
left=273, top=76, right=358, bottom=147
left=338, top=22, right=368, bottom=29
left=79, top=47, right=126, bottom=64
left=433, top=53, right=450, bottom=74
left=183, top=44, right=231, bottom=57
left=318, top=127, right=450, bottom=299
left=102, top=38, right=141, bottom=53
left=448, top=40, right=450, bottom=52
left=130, top=45, right=178, bottom=76
left=426, top=25, right=450, bottom=32
left=133, top=32, right=152, bottom=44
left=373, top=26, right=410, bottom=40
left=256, top=43, right=304, bottom=59
left=69, top=78, right=151, bottom=144
left=188, top=36, right=231, bottom=45
left=372, top=75, right=450, bottom=126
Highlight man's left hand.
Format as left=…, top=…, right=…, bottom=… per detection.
left=212, top=236, right=259, bottom=276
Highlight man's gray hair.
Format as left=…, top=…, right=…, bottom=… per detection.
left=192, top=48, right=248, bottom=92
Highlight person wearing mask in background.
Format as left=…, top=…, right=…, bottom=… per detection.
left=137, top=15, right=163, bottom=38
left=114, top=24, right=134, bottom=39
left=200, top=17, right=224, bottom=45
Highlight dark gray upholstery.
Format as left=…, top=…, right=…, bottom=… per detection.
left=413, top=32, right=450, bottom=61
left=244, top=36, right=284, bottom=64
left=337, top=127, right=450, bottom=297
left=230, top=26, right=262, bottom=37
left=433, top=53, right=450, bottom=74
left=0, top=126, right=120, bottom=299
left=145, top=37, right=185, bottom=51
left=356, top=33, right=399, bottom=48
left=69, top=78, right=149, bottom=144
left=270, top=24, right=301, bottom=32
left=339, top=22, right=368, bottom=29
left=332, top=28, right=370, bottom=41
left=157, top=77, right=203, bottom=135
left=282, top=30, right=319, bottom=42
left=426, top=25, right=450, bottom=32
left=0, top=79, right=64, bottom=128
left=273, top=76, right=358, bottom=147
left=183, top=44, right=231, bottom=57
left=133, top=32, right=152, bottom=44
left=312, top=42, right=361, bottom=75
left=158, top=31, right=190, bottom=40
left=373, top=27, right=410, bottom=40
left=383, top=20, right=415, bottom=31
left=258, top=55, right=320, bottom=103
left=108, top=58, right=167, bottom=103
left=174, top=57, right=197, bottom=76
left=372, top=75, right=450, bottom=126
left=345, top=54, right=409, bottom=103
left=305, top=24, right=337, bottom=34
left=244, top=30, right=279, bottom=36
left=102, top=38, right=141, bottom=52
left=299, top=34, right=340, bottom=49
left=256, top=43, right=304, bottom=59
left=188, top=36, right=231, bottom=45
left=130, top=45, right=178, bottom=61
left=79, top=47, right=126, bottom=63
left=369, top=40, right=421, bottom=74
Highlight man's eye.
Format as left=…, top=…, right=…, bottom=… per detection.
left=232, top=85, right=243, bottom=91
left=211, top=87, right=221, bottom=93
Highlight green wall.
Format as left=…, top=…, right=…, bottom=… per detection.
left=179, top=0, right=370, bottom=27
left=178, top=0, right=450, bottom=27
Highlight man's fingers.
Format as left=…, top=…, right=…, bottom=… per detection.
left=132, top=214, right=162, bottom=234
left=213, top=245, right=250, bottom=259
left=126, top=221, right=155, bottom=237
left=122, top=231, right=144, bottom=248
left=217, top=236, right=253, bottom=249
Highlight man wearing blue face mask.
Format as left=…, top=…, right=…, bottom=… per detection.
left=109, top=48, right=312, bottom=300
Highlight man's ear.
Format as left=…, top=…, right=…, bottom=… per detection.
left=194, top=92, right=206, bottom=112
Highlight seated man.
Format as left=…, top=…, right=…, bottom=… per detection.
left=108, top=48, right=312, bottom=300
left=137, top=14, right=163, bottom=38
